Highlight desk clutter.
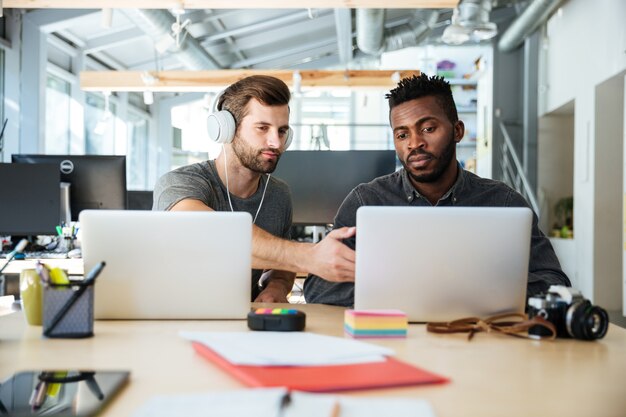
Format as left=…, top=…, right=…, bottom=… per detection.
left=344, top=309, right=408, bottom=338
left=132, top=388, right=436, bottom=417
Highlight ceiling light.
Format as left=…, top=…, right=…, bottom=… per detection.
left=101, top=8, right=113, bottom=29
left=442, top=0, right=497, bottom=45
left=143, top=91, right=154, bottom=106
left=292, top=71, right=302, bottom=96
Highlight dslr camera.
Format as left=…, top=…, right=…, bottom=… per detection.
left=527, top=285, right=609, bottom=341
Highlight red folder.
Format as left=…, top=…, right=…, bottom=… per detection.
left=192, top=342, right=449, bottom=392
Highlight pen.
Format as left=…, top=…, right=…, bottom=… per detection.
left=43, top=261, right=106, bottom=337
left=329, top=400, right=341, bottom=417
left=35, top=261, right=50, bottom=286
left=0, top=239, right=28, bottom=274
left=29, top=374, right=49, bottom=410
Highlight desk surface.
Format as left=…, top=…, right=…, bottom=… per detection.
left=1, top=303, right=625, bottom=417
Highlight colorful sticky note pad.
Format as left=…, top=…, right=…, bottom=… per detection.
left=344, top=309, right=408, bottom=338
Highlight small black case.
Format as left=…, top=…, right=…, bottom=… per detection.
left=247, top=308, right=306, bottom=331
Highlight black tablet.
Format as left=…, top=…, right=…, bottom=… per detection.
left=0, top=370, right=129, bottom=416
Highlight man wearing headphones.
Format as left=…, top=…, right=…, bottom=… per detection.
left=153, top=75, right=355, bottom=303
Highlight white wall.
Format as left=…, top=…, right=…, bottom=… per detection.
left=594, top=75, right=623, bottom=309
left=540, top=0, right=626, bottom=306
left=537, top=105, right=574, bottom=233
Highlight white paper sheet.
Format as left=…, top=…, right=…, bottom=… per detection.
left=286, top=392, right=437, bottom=417
left=131, top=388, right=287, bottom=417
left=180, top=331, right=394, bottom=366
left=132, top=389, right=437, bottom=417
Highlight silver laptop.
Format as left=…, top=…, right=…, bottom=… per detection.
left=355, top=206, right=532, bottom=322
left=80, top=210, right=252, bottom=320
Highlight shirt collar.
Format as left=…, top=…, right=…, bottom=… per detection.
left=400, top=162, right=466, bottom=204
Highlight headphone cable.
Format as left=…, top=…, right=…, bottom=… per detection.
left=221, top=144, right=269, bottom=224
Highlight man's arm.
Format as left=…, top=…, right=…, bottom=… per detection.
left=507, top=192, right=571, bottom=297
left=170, top=198, right=356, bottom=282
left=254, top=270, right=296, bottom=303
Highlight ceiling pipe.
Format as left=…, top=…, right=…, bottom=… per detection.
left=383, top=10, right=439, bottom=52
left=498, top=0, right=563, bottom=52
left=356, top=9, right=385, bottom=55
left=357, top=9, right=438, bottom=56
left=122, top=9, right=221, bottom=70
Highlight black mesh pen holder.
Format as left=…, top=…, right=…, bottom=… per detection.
left=43, top=282, right=94, bottom=338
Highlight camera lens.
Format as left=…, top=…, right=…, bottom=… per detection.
left=566, top=301, right=609, bottom=341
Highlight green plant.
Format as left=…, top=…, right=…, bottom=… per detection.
left=553, top=196, right=573, bottom=230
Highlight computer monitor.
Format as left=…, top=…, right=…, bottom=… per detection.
left=0, top=163, right=60, bottom=235
left=11, top=155, right=127, bottom=221
left=273, top=150, right=397, bottom=225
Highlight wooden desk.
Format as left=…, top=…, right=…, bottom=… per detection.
left=1, top=303, right=625, bottom=417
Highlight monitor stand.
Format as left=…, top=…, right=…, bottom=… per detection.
left=60, top=182, right=72, bottom=226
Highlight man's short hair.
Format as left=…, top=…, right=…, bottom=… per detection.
left=385, top=73, right=458, bottom=124
left=218, top=75, right=291, bottom=125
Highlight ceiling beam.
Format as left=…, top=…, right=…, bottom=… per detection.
left=83, top=27, right=145, bottom=54
left=80, top=69, right=421, bottom=92
left=23, top=9, right=99, bottom=33
left=199, top=10, right=333, bottom=44
left=6, top=1, right=458, bottom=9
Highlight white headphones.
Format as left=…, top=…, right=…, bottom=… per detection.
left=206, top=90, right=293, bottom=149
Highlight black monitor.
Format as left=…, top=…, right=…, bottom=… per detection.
left=273, top=150, right=397, bottom=225
left=11, top=154, right=127, bottom=221
left=127, top=190, right=154, bottom=210
left=0, top=163, right=60, bottom=235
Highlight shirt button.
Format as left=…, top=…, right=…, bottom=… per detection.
left=408, top=196, right=413, bottom=202
left=453, top=197, right=457, bottom=203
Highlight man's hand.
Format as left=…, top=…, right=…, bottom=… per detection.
left=254, top=270, right=295, bottom=303
left=307, top=227, right=356, bottom=282
left=254, top=286, right=290, bottom=303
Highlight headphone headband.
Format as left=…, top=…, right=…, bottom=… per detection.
left=206, top=89, right=293, bottom=148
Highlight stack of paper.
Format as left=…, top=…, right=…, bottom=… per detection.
left=344, top=310, right=408, bottom=338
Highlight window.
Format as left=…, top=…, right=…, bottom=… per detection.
left=0, top=49, right=4, bottom=160
left=84, top=92, right=118, bottom=155
left=170, top=99, right=212, bottom=170
left=45, top=74, right=71, bottom=154
left=291, top=90, right=392, bottom=151
left=126, top=111, right=149, bottom=190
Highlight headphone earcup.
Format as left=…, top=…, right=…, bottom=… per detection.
left=207, top=110, right=236, bottom=144
left=284, top=127, right=293, bottom=149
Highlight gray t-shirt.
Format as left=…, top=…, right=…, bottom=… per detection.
left=153, top=160, right=293, bottom=300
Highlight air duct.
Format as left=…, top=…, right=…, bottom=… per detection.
left=384, top=10, right=439, bottom=52
left=357, top=9, right=438, bottom=56
left=498, top=0, right=563, bottom=52
left=356, top=9, right=386, bottom=55
left=123, top=9, right=221, bottom=70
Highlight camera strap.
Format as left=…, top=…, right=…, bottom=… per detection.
left=426, top=313, right=557, bottom=341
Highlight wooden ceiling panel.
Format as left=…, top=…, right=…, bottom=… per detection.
left=80, top=69, right=421, bottom=91
left=6, top=1, right=458, bottom=9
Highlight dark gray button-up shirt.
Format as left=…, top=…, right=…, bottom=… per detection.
left=303, top=165, right=570, bottom=307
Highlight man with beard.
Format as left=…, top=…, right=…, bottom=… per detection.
left=303, top=73, right=570, bottom=307
left=153, top=75, right=355, bottom=302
